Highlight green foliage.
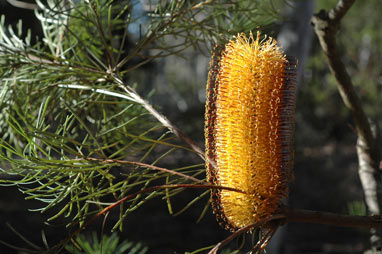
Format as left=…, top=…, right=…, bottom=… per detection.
left=0, top=0, right=287, bottom=252
left=65, top=232, right=148, bottom=254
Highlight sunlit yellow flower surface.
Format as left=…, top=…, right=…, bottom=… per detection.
left=205, top=32, right=297, bottom=231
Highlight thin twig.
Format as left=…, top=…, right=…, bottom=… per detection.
left=208, top=214, right=286, bottom=254
left=111, top=74, right=212, bottom=165
left=85, top=157, right=204, bottom=183
left=88, top=0, right=115, bottom=69
left=114, top=0, right=216, bottom=71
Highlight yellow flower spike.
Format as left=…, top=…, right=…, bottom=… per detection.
left=205, top=32, right=297, bottom=231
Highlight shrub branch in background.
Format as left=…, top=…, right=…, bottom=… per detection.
left=311, top=0, right=382, bottom=250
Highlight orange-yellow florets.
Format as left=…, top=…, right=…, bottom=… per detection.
left=205, top=32, right=297, bottom=231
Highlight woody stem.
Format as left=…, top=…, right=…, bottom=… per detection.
left=284, top=207, right=382, bottom=228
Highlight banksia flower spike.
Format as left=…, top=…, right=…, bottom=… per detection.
left=205, top=32, right=297, bottom=231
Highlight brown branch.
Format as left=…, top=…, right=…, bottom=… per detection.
left=208, top=206, right=382, bottom=254
left=285, top=207, right=382, bottom=229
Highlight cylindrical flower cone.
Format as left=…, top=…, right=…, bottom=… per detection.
left=205, top=32, right=297, bottom=231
